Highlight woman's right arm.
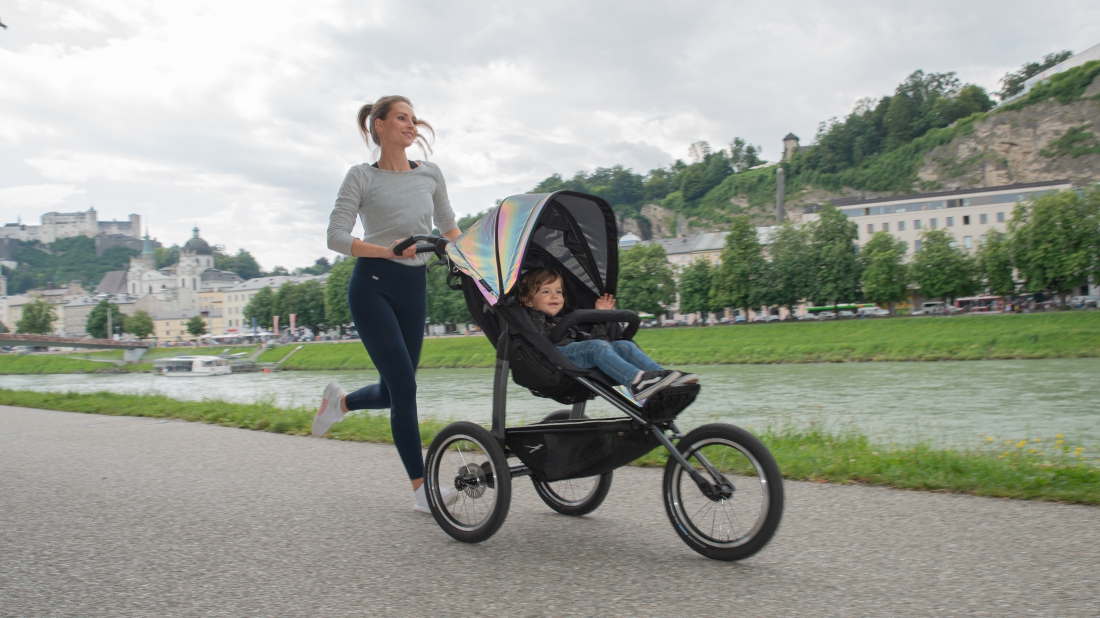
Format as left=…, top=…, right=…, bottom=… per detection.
left=327, top=168, right=416, bottom=259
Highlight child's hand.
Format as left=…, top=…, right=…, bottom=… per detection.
left=595, top=294, right=616, bottom=310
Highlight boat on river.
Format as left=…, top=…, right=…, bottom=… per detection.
left=153, top=356, right=232, bottom=377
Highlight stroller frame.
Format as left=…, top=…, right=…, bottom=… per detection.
left=398, top=190, right=783, bottom=561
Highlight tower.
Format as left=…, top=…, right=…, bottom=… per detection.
left=782, top=133, right=800, bottom=162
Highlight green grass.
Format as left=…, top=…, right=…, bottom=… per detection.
left=8, top=312, right=1099, bottom=374
left=258, top=312, right=1100, bottom=370
left=2, top=388, right=1096, bottom=504
left=0, top=346, right=259, bottom=375
left=0, top=355, right=133, bottom=374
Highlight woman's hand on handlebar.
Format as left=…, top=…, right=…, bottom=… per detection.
left=595, top=294, right=617, bottom=310
left=348, top=238, right=415, bottom=259
left=388, top=238, right=418, bottom=260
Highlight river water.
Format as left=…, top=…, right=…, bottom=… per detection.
left=5, top=359, right=1099, bottom=446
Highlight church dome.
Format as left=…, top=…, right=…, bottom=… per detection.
left=183, top=227, right=213, bottom=255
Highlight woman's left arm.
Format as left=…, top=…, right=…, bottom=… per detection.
left=430, top=163, right=460, bottom=242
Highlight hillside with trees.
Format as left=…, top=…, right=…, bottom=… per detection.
left=524, top=52, right=1100, bottom=238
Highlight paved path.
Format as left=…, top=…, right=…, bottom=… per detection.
left=2, top=406, right=1098, bottom=617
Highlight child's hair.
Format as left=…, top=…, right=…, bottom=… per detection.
left=517, top=268, right=563, bottom=306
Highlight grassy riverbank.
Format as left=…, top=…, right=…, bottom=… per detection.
left=3, top=389, right=1096, bottom=504
left=257, top=311, right=1100, bottom=370
left=0, top=346, right=256, bottom=375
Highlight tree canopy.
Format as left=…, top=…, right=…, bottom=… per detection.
left=1, top=236, right=137, bottom=295
left=810, top=207, right=862, bottom=306
left=711, top=215, right=766, bottom=314
left=185, top=315, right=208, bottom=337
left=86, top=300, right=124, bottom=339
left=860, top=231, right=910, bottom=311
left=996, top=50, right=1074, bottom=100
left=616, top=243, right=676, bottom=315
left=244, top=286, right=275, bottom=329
left=1009, top=186, right=1099, bottom=303
left=911, top=229, right=977, bottom=305
left=16, top=300, right=56, bottom=334
left=124, top=310, right=155, bottom=339
left=677, top=258, right=715, bottom=316
left=323, top=258, right=354, bottom=328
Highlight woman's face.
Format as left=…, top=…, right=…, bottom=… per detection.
left=374, top=101, right=418, bottom=151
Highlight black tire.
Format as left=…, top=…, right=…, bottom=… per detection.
left=663, top=423, right=783, bottom=561
left=530, top=410, right=614, bottom=516
left=424, top=421, right=511, bottom=543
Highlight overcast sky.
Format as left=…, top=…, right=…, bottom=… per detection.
left=1, top=1, right=1097, bottom=270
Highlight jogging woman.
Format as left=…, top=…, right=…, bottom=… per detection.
left=316, top=95, right=461, bottom=513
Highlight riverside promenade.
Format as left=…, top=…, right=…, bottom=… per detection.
left=2, top=406, right=1098, bottom=616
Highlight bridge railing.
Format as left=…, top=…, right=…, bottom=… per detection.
left=0, top=333, right=147, bottom=349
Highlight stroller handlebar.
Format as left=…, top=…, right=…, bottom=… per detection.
left=548, top=309, right=640, bottom=343
left=393, top=234, right=449, bottom=257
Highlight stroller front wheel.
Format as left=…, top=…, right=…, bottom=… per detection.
left=663, top=423, right=784, bottom=561
left=425, top=422, right=512, bottom=543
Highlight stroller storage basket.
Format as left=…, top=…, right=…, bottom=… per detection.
left=506, top=418, right=658, bottom=482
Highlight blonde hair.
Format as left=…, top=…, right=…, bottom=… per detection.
left=356, top=95, right=435, bottom=157
left=517, top=268, right=563, bottom=306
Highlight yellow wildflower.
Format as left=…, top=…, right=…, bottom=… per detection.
left=986, top=437, right=995, bottom=442
left=1016, top=440, right=1027, bottom=448
left=1056, top=434, right=1063, bottom=438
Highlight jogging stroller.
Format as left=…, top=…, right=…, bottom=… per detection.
left=397, top=191, right=783, bottom=561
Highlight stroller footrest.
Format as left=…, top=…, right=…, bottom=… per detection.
left=641, top=383, right=700, bottom=421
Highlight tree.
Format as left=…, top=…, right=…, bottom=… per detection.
left=215, top=248, right=262, bottom=280
left=729, top=137, right=764, bottom=173
left=154, top=245, right=180, bottom=269
left=859, top=232, right=910, bottom=313
left=996, top=50, right=1074, bottom=101
left=17, top=300, right=56, bottom=334
left=975, top=229, right=1016, bottom=297
left=426, top=265, right=472, bottom=332
left=86, top=300, right=124, bottom=339
left=617, top=243, right=677, bottom=315
left=244, top=286, right=275, bottom=329
left=0, top=319, right=7, bottom=334
left=186, top=315, right=208, bottom=337
left=768, top=222, right=816, bottom=316
left=711, top=215, right=766, bottom=316
left=324, top=258, right=354, bottom=328
left=677, top=259, right=714, bottom=317
left=911, top=229, right=978, bottom=308
left=124, top=310, right=155, bottom=339
left=273, top=280, right=327, bottom=335
left=810, top=207, right=861, bottom=307
left=1009, top=187, right=1099, bottom=306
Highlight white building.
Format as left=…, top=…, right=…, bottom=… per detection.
left=221, top=274, right=324, bottom=333
left=0, top=208, right=141, bottom=244
left=127, top=228, right=242, bottom=310
left=801, top=180, right=1072, bottom=256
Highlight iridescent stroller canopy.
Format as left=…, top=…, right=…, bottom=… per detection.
left=446, top=191, right=619, bottom=307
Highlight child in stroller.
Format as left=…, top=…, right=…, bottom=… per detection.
left=516, top=267, right=697, bottom=400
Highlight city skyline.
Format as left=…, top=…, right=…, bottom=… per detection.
left=1, top=1, right=1098, bottom=270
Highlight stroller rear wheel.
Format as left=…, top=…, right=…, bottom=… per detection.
left=532, top=473, right=613, bottom=516
left=530, top=409, right=613, bottom=516
left=425, top=422, right=511, bottom=543
left=663, top=423, right=784, bottom=561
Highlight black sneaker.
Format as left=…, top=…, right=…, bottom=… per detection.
left=673, top=373, right=699, bottom=386
left=631, top=370, right=682, bottom=400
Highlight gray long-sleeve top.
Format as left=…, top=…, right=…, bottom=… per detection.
left=326, top=161, right=458, bottom=267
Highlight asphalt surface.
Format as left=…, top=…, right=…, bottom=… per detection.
left=2, top=405, right=1098, bottom=617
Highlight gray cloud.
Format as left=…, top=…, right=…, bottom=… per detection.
left=1, top=0, right=1097, bottom=269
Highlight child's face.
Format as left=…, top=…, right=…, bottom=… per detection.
left=525, top=277, right=564, bottom=316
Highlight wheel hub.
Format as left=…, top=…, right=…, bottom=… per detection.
left=454, top=464, right=487, bottom=498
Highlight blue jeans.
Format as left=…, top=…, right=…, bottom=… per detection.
left=557, top=339, right=663, bottom=386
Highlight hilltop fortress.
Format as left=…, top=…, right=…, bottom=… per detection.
left=0, top=207, right=141, bottom=244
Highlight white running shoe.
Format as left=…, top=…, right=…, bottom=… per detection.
left=413, top=485, right=460, bottom=513
left=312, top=381, right=347, bottom=437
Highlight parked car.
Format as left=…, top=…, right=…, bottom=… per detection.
left=860, top=307, right=890, bottom=317
left=797, top=313, right=820, bottom=321
left=764, top=314, right=781, bottom=323
left=750, top=315, right=765, bottom=323
left=817, top=311, right=837, bottom=319
left=733, top=315, right=747, bottom=324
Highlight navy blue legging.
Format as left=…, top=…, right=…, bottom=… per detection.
left=343, top=258, right=426, bottom=480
